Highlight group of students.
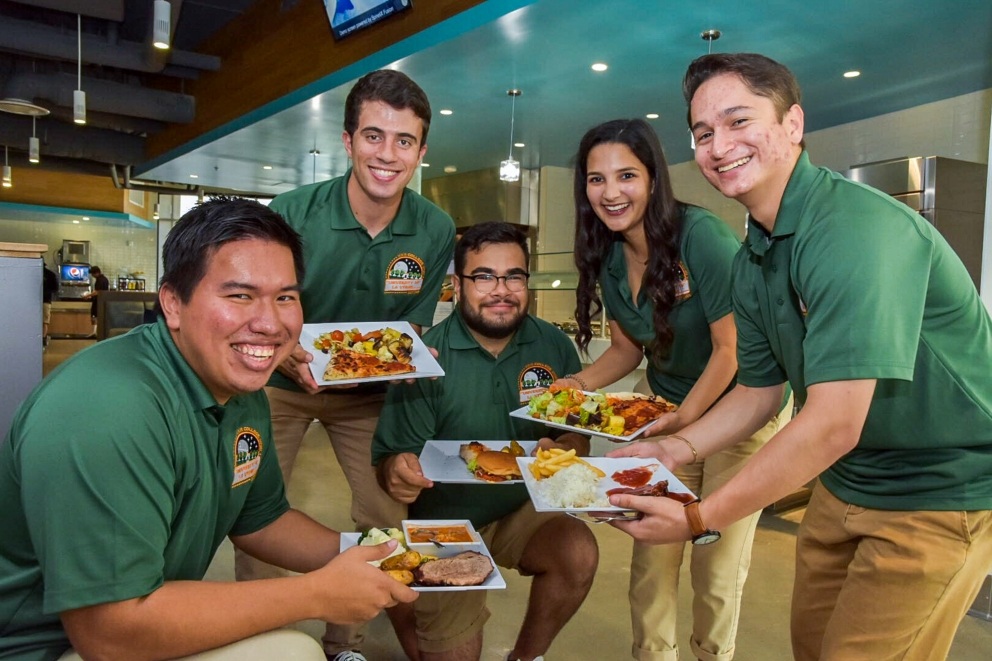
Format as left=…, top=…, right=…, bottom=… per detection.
left=1, top=51, right=990, bottom=661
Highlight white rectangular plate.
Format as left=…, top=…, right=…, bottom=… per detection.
left=339, top=532, right=506, bottom=592
left=301, top=321, right=445, bottom=386
left=402, top=519, right=480, bottom=547
left=508, top=394, right=664, bottom=442
left=418, top=440, right=538, bottom=484
left=516, top=456, right=696, bottom=513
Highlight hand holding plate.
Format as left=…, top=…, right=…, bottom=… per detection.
left=607, top=492, right=693, bottom=544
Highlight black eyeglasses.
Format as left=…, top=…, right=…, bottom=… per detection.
left=459, top=272, right=530, bottom=293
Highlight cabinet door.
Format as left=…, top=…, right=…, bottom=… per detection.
left=0, top=256, right=43, bottom=442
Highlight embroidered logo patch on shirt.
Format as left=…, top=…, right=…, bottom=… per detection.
left=518, top=363, right=557, bottom=403
left=232, top=426, right=262, bottom=488
left=384, top=253, right=425, bottom=293
left=674, top=261, right=692, bottom=301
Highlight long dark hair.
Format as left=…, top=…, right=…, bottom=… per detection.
left=572, top=118, right=684, bottom=362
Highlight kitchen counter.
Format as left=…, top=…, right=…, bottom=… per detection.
left=49, top=301, right=93, bottom=338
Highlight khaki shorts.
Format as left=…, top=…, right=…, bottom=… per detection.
left=414, top=501, right=564, bottom=653
left=43, top=302, right=52, bottom=324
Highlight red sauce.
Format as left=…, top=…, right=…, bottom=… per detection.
left=612, top=466, right=654, bottom=488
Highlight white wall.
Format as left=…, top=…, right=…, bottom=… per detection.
left=0, top=218, right=158, bottom=288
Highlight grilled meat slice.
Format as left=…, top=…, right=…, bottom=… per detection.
left=413, top=550, right=494, bottom=587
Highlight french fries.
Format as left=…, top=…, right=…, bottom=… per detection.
left=529, top=447, right=606, bottom=480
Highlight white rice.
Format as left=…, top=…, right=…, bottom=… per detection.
left=535, top=463, right=608, bottom=508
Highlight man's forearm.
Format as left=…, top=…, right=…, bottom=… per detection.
left=62, top=573, right=326, bottom=661
left=232, top=509, right=339, bottom=573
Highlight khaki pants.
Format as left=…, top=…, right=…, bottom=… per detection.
left=629, top=401, right=792, bottom=661
left=58, top=629, right=324, bottom=660
left=414, top=502, right=564, bottom=654
left=234, top=386, right=408, bottom=656
left=792, top=482, right=992, bottom=660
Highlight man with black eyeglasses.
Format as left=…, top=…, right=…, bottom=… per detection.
left=371, top=222, right=599, bottom=661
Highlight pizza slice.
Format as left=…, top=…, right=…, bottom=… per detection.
left=323, top=346, right=417, bottom=381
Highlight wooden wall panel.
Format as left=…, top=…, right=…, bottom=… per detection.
left=146, top=0, right=486, bottom=157
left=0, top=169, right=129, bottom=213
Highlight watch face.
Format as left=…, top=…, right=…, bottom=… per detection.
left=692, top=531, right=721, bottom=545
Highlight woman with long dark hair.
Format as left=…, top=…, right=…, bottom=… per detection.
left=562, top=118, right=791, bottom=661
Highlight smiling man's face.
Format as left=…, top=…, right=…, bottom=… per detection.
left=160, top=238, right=302, bottom=404
left=690, top=73, right=803, bottom=222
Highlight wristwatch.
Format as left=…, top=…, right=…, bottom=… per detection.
left=684, top=500, right=721, bottom=545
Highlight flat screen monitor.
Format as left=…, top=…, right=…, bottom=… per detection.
left=60, top=263, right=90, bottom=283
left=324, top=0, right=411, bottom=40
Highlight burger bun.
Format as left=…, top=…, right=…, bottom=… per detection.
left=475, top=450, right=522, bottom=478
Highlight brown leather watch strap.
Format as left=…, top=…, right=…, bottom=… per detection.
left=684, top=500, right=707, bottom=537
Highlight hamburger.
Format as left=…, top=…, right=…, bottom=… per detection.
left=459, top=441, right=523, bottom=482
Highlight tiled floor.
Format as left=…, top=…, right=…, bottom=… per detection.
left=44, top=339, right=992, bottom=659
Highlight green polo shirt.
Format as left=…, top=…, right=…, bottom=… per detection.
left=267, top=170, right=455, bottom=392
left=0, top=319, right=288, bottom=660
left=371, top=310, right=583, bottom=528
left=733, top=151, right=992, bottom=511
left=599, top=204, right=740, bottom=404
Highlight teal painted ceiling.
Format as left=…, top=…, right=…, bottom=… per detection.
left=138, top=0, right=992, bottom=195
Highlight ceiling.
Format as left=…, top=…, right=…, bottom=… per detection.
left=3, top=0, right=992, bottom=198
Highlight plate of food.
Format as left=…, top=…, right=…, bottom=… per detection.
left=516, top=450, right=696, bottom=522
left=301, top=321, right=445, bottom=386
left=418, top=440, right=537, bottom=484
left=340, top=526, right=506, bottom=592
left=509, top=386, right=676, bottom=442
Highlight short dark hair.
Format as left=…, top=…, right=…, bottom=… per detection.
left=454, top=222, right=529, bottom=275
left=683, top=52, right=803, bottom=124
left=344, top=69, right=432, bottom=145
left=90, top=266, right=102, bottom=275
left=158, top=197, right=304, bottom=310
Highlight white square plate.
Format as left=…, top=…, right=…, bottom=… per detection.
left=301, top=321, right=445, bottom=386
left=339, top=531, right=506, bottom=592
left=418, top=440, right=538, bottom=484
left=516, top=456, right=696, bottom=514
left=508, top=398, right=664, bottom=442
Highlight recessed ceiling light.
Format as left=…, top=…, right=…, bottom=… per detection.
left=444, top=165, right=457, bottom=173
left=646, top=113, right=659, bottom=119
left=420, top=162, right=430, bottom=167
left=190, top=174, right=199, bottom=179
left=843, top=70, right=861, bottom=78
left=591, top=62, right=608, bottom=72
left=82, top=216, right=90, bottom=221
left=514, top=142, right=525, bottom=148
left=72, top=219, right=80, bottom=224
left=439, top=109, right=453, bottom=116
left=262, top=165, right=273, bottom=170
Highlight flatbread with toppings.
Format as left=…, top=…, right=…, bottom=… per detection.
left=314, top=327, right=417, bottom=380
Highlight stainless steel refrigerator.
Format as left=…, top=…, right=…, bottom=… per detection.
left=846, top=156, right=988, bottom=288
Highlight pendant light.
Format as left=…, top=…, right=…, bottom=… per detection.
left=499, top=89, right=521, bottom=182
left=29, top=117, right=39, bottom=164
left=74, top=14, right=86, bottom=125
left=153, top=1, right=172, bottom=50
left=2, top=145, right=11, bottom=188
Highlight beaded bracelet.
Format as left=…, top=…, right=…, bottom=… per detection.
left=563, top=373, right=589, bottom=391
left=667, top=434, right=699, bottom=465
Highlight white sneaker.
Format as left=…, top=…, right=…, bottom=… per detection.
left=328, top=652, right=367, bottom=661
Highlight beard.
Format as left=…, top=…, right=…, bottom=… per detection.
left=459, top=297, right=527, bottom=340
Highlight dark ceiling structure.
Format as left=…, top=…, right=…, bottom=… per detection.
left=0, top=0, right=254, bottom=188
